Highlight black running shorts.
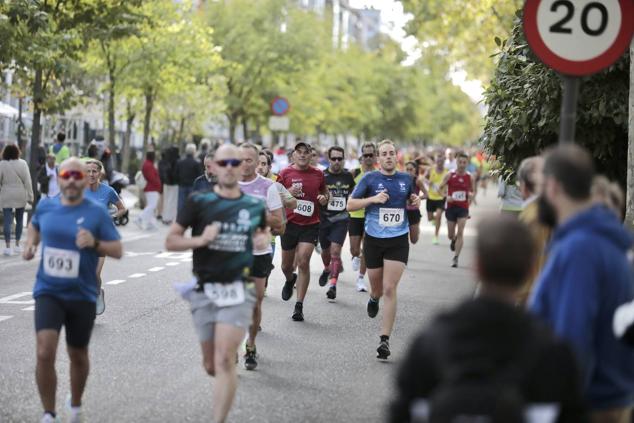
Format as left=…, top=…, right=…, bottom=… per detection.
left=426, top=198, right=446, bottom=214
left=34, top=295, right=96, bottom=348
left=407, top=209, right=422, bottom=225
left=319, top=219, right=349, bottom=250
left=445, top=206, right=469, bottom=222
left=348, top=217, right=365, bottom=237
left=363, top=233, right=409, bottom=269
left=251, top=253, right=273, bottom=279
left=280, top=222, right=319, bottom=251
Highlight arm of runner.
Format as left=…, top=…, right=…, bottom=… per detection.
left=22, top=223, right=40, bottom=260
left=317, top=172, right=329, bottom=204
left=417, top=175, right=428, bottom=199
left=165, top=222, right=221, bottom=251
left=76, top=228, right=123, bottom=258
left=469, top=176, right=477, bottom=205
left=438, top=172, right=451, bottom=191
left=348, top=192, right=389, bottom=211
left=113, top=199, right=127, bottom=217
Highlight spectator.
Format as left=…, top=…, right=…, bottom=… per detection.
left=498, top=176, right=523, bottom=218
left=48, top=132, right=70, bottom=164
left=530, top=144, right=634, bottom=421
left=390, top=216, right=586, bottom=423
left=158, top=146, right=179, bottom=224
left=36, top=153, right=60, bottom=199
left=0, top=144, right=34, bottom=256
left=591, top=175, right=625, bottom=221
left=175, top=143, right=203, bottom=212
left=192, top=152, right=216, bottom=192
left=197, top=138, right=211, bottom=163
left=517, top=156, right=550, bottom=306
left=134, top=151, right=161, bottom=230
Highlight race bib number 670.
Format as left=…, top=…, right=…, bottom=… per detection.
left=379, top=208, right=404, bottom=227
left=43, top=247, right=80, bottom=278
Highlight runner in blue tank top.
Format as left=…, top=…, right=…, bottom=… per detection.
left=348, top=140, right=421, bottom=360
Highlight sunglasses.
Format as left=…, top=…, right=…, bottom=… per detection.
left=330, top=157, right=344, bottom=162
left=59, top=170, right=85, bottom=180
left=215, top=159, right=242, bottom=168
left=362, top=154, right=375, bottom=158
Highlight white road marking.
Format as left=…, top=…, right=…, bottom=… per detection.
left=148, top=267, right=165, bottom=272
left=125, top=251, right=157, bottom=257
left=0, top=315, right=14, bottom=323
left=165, top=262, right=180, bottom=266
left=22, top=306, right=35, bottom=311
left=0, top=292, right=34, bottom=305
left=128, top=273, right=146, bottom=278
left=155, top=252, right=192, bottom=259
left=180, top=258, right=193, bottom=262
left=106, top=279, right=126, bottom=285
left=123, top=234, right=153, bottom=243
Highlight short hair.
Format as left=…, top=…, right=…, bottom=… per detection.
left=185, top=143, right=197, bottom=156
left=405, top=161, right=419, bottom=175
left=517, top=156, right=543, bottom=195
left=328, top=146, right=345, bottom=158
left=239, top=143, right=260, bottom=156
left=2, top=144, right=20, bottom=160
left=56, top=132, right=66, bottom=143
left=360, top=142, right=376, bottom=153
left=543, top=144, right=594, bottom=200
left=146, top=151, right=155, bottom=162
left=476, top=215, right=536, bottom=288
left=456, top=151, right=469, bottom=160
left=263, top=149, right=274, bottom=163
left=259, top=151, right=271, bottom=166
left=85, top=159, right=103, bottom=170
left=377, top=139, right=395, bottom=153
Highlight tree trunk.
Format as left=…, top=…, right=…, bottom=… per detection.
left=177, top=116, right=186, bottom=145
left=29, top=69, right=43, bottom=212
left=107, top=75, right=117, bottom=155
left=121, top=100, right=135, bottom=175
left=228, top=114, right=237, bottom=144
left=242, top=117, right=248, bottom=142
left=626, top=39, right=634, bottom=229
left=142, top=89, right=154, bottom=154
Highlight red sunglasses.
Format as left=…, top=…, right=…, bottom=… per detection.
left=59, top=170, right=85, bottom=180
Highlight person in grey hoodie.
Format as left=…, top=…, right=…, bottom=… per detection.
left=530, top=144, right=634, bottom=422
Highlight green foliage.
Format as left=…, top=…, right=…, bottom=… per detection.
left=481, top=13, right=629, bottom=185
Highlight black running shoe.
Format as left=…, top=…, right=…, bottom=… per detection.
left=282, top=273, right=297, bottom=301
left=367, top=298, right=379, bottom=318
left=244, top=346, right=257, bottom=371
left=451, top=256, right=459, bottom=268
left=326, top=285, right=336, bottom=300
left=292, top=303, right=304, bottom=321
left=450, top=238, right=456, bottom=252
left=318, top=270, right=330, bottom=287
left=377, top=340, right=391, bottom=360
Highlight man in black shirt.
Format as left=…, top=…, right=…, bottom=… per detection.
left=389, top=216, right=586, bottom=423
left=175, top=143, right=204, bottom=212
left=165, top=143, right=268, bottom=423
left=318, top=146, right=355, bottom=300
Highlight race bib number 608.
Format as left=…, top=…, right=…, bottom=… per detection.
left=43, top=247, right=80, bottom=278
left=295, top=200, right=314, bottom=217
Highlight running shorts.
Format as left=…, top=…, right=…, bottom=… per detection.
left=280, top=222, right=319, bottom=251
left=363, top=233, right=409, bottom=269
left=445, top=206, right=469, bottom=222
left=348, top=217, right=365, bottom=237
left=426, top=198, right=446, bottom=214
left=251, top=254, right=273, bottom=279
left=319, top=219, right=349, bottom=250
left=407, top=209, right=422, bottom=225
left=35, top=295, right=96, bottom=348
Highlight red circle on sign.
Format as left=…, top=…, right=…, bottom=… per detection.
left=523, top=0, right=634, bottom=76
left=270, top=96, right=290, bottom=116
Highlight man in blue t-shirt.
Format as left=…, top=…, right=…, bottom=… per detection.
left=23, top=158, right=122, bottom=423
left=348, top=140, right=420, bottom=360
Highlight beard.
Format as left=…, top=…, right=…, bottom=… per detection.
left=537, top=195, right=558, bottom=228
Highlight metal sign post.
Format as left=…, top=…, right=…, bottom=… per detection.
left=558, top=76, right=580, bottom=144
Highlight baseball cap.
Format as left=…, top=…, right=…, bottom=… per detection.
left=294, top=141, right=311, bottom=152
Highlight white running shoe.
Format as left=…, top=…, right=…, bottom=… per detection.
left=13, top=245, right=23, bottom=254
left=96, top=289, right=105, bottom=315
left=66, top=394, right=82, bottom=423
left=40, top=413, right=60, bottom=423
left=351, top=256, right=361, bottom=272
left=3, top=247, right=12, bottom=256
left=356, top=277, right=368, bottom=292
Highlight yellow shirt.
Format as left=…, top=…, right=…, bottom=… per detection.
left=349, top=167, right=366, bottom=219
left=427, top=167, right=448, bottom=200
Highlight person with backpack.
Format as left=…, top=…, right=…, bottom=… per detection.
left=389, top=216, right=587, bottom=423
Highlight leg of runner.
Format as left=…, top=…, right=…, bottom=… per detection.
left=293, top=242, right=315, bottom=321
left=67, top=346, right=89, bottom=410
left=326, top=242, right=343, bottom=300
left=280, top=249, right=298, bottom=301
left=379, top=260, right=406, bottom=340
left=452, top=218, right=468, bottom=268
left=447, top=219, right=456, bottom=252
left=434, top=207, right=443, bottom=242
left=319, top=242, right=331, bottom=287
left=96, top=257, right=105, bottom=315
left=201, top=324, right=245, bottom=423
left=408, top=222, right=420, bottom=244
left=245, top=277, right=265, bottom=370
left=36, top=330, right=59, bottom=415
left=350, top=235, right=367, bottom=292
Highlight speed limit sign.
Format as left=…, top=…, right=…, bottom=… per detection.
left=524, top=0, right=634, bottom=76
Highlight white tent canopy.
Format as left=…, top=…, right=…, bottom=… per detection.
left=0, top=101, right=19, bottom=118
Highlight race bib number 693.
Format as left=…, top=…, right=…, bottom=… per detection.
left=43, top=247, right=80, bottom=278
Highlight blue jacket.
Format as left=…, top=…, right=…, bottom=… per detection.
left=530, top=205, right=634, bottom=410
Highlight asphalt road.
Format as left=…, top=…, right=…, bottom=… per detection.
left=0, top=187, right=499, bottom=422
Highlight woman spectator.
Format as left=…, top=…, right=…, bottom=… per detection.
left=134, top=151, right=162, bottom=230
left=0, top=144, right=34, bottom=256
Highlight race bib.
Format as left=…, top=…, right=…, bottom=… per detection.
left=43, top=247, right=80, bottom=278
left=327, top=196, right=346, bottom=211
left=294, top=199, right=314, bottom=217
left=451, top=191, right=467, bottom=202
left=379, top=208, right=404, bottom=227
left=203, top=281, right=245, bottom=307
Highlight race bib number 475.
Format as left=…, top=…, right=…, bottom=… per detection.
left=203, top=281, right=245, bottom=307
left=379, top=208, right=404, bottom=227
left=327, top=196, right=346, bottom=211
left=43, top=247, right=80, bottom=278
left=294, top=199, right=314, bottom=217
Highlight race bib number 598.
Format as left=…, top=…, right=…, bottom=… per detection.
left=203, top=281, right=245, bottom=307
left=379, top=208, right=404, bottom=227
left=43, top=247, right=80, bottom=278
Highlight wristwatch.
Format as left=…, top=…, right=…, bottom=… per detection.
left=94, top=239, right=100, bottom=249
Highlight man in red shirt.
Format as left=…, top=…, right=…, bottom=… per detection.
left=135, top=151, right=162, bottom=231
left=439, top=152, right=475, bottom=268
left=277, top=142, right=329, bottom=321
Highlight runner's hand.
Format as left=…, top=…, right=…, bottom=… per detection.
left=253, top=228, right=270, bottom=251
left=317, top=195, right=328, bottom=206
left=76, top=228, right=96, bottom=249
left=289, top=185, right=302, bottom=197
left=372, top=191, right=389, bottom=204
left=409, top=194, right=421, bottom=208
left=198, top=222, right=221, bottom=247
left=22, top=245, right=36, bottom=261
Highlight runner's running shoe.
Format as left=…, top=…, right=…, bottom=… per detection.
left=318, top=270, right=330, bottom=287
left=292, top=302, right=304, bottom=321
left=326, top=284, right=336, bottom=300
left=244, top=345, right=257, bottom=371
left=367, top=297, right=379, bottom=318
left=377, top=340, right=390, bottom=360
left=282, top=273, right=297, bottom=301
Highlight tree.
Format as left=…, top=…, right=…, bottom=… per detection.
left=481, top=13, right=630, bottom=188
left=627, top=39, right=634, bottom=229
